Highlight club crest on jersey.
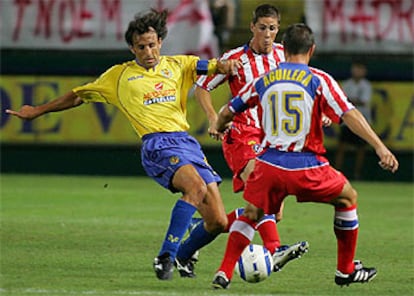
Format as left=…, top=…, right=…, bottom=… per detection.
left=248, top=140, right=263, bottom=154
left=253, top=144, right=263, bottom=153
left=169, top=156, right=180, bottom=165
left=161, top=68, right=172, bottom=78
left=154, top=82, right=163, bottom=91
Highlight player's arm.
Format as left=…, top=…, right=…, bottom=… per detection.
left=216, top=104, right=235, bottom=133
left=199, top=59, right=240, bottom=76
left=194, top=86, right=220, bottom=140
left=216, top=59, right=240, bottom=75
left=5, top=91, right=83, bottom=120
left=342, top=108, right=398, bottom=173
left=216, top=81, right=257, bottom=133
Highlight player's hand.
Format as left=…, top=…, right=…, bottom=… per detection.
left=376, top=146, right=399, bottom=173
left=217, top=59, right=241, bottom=76
left=208, top=118, right=221, bottom=141
left=5, top=105, right=40, bottom=120
left=322, top=114, right=332, bottom=127
left=214, top=122, right=232, bottom=141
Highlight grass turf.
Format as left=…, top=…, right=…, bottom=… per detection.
left=1, top=174, right=413, bottom=295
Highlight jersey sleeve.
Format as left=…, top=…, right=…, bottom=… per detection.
left=175, top=55, right=230, bottom=91
left=195, top=53, right=230, bottom=91
left=228, top=79, right=258, bottom=113
left=195, top=58, right=219, bottom=75
left=176, top=55, right=217, bottom=85
left=72, top=65, right=124, bottom=104
left=312, top=69, right=355, bottom=124
left=196, top=72, right=228, bottom=91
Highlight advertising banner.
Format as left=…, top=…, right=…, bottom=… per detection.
left=305, top=0, right=413, bottom=53
left=1, top=76, right=137, bottom=144
left=1, top=0, right=218, bottom=58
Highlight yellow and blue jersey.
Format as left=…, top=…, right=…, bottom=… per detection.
left=73, top=55, right=216, bottom=138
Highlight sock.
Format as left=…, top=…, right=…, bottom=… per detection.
left=217, top=215, right=256, bottom=280
left=177, top=207, right=246, bottom=260
left=176, top=219, right=218, bottom=260
left=334, top=205, right=359, bottom=274
left=256, top=214, right=280, bottom=253
left=158, top=199, right=196, bottom=260
left=223, top=208, right=245, bottom=232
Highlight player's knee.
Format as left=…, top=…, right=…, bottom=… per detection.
left=333, top=183, right=358, bottom=208
left=343, top=184, right=358, bottom=206
left=204, top=214, right=228, bottom=234
left=349, top=188, right=358, bottom=205
left=183, top=181, right=208, bottom=207
left=244, top=203, right=264, bottom=222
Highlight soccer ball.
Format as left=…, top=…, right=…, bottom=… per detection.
left=235, top=244, right=273, bottom=283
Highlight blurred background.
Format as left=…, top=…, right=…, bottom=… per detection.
left=1, top=0, right=413, bottom=182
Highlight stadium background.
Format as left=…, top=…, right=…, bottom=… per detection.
left=1, top=0, right=413, bottom=182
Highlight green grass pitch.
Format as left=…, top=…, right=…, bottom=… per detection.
left=1, top=174, right=413, bottom=295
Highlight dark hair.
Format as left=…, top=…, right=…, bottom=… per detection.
left=282, top=23, right=315, bottom=55
left=351, top=59, right=366, bottom=67
left=125, top=9, right=168, bottom=46
left=252, top=4, right=280, bottom=24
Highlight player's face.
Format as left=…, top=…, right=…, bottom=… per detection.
left=130, top=30, right=162, bottom=69
left=250, top=17, right=279, bottom=54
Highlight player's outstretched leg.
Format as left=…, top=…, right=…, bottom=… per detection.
left=256, top=213, right=281, bottom=253
left=153, top=200, right=197, bottom=280
left=272, top=241, right=309, bottom=272
left=332, top=205, right=375, bottom=286
left=335, top=260, right=377, bottom=286
left=211, top=215, right=255, bottom=289
left=175, top=218, right=201, bottom=278
left=175, top=208, right=244, bottom=278
left=175, top=217, right=216, bottom=278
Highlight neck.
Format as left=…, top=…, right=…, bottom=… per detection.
left=249, top=40, right=271, bottom=55
left=285, top=53, right=310, bottom=65
left=135, top=59, right=159, bottom=70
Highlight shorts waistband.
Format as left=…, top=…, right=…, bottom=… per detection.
left=142, top=131, right=189, bottom=142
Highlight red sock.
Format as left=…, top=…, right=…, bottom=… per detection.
left=334, top=205, right=359, bottom=274
left=217, top=215, right=256, bottom=280
left=223, top=208, right=244, bottom=232
left=256, top=214, right=280, bottom=253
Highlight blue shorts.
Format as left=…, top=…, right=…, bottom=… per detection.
left=141, top=132, right=222, bottom=192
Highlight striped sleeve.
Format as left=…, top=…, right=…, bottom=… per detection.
left=195, top=46, right=245, bottom=91
left=310, top=67, right=355, bottom=123
left=229, top=79, right=258, bottom=113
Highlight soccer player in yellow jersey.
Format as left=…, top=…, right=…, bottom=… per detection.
left=6, top=9, right=241, bottom=281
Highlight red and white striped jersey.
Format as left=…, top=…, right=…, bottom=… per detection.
left=196, top=42, right=285, bottom=127
left=229, top=62, right=355, bottom=155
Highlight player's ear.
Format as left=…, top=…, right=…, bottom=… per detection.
left=250, top=22, right=255, bottom=33
left=129, top=45, right=135, bottom=55
left=309, top=44, right=316, bottom=58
